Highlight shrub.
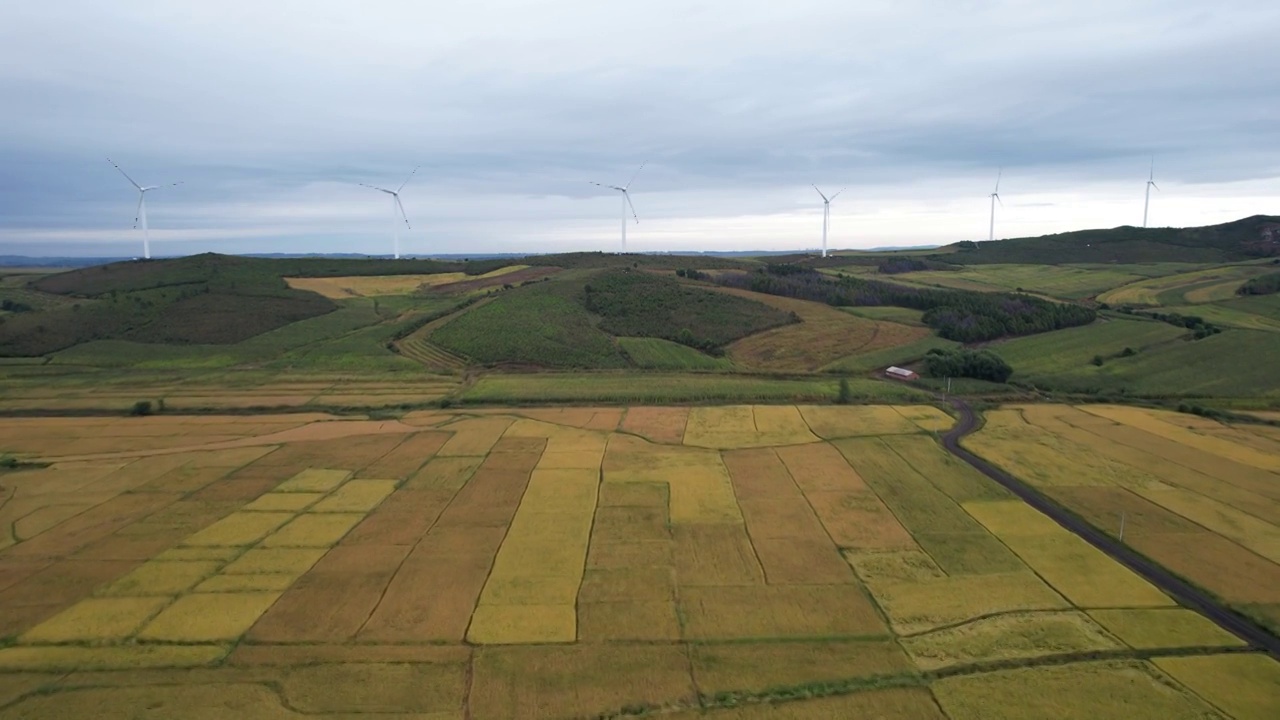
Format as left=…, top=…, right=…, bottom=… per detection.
left=836, top=378, right=852, bottom=404
left=1092, top=355, right=1104, bottom=366
left=130, top=400, right=153, bottom=416
left=1120, top=347, right=1137, bottom=357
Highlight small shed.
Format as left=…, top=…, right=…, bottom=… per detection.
left=884, top=366, right=919, bottom=381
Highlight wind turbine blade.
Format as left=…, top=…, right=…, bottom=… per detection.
left=829, top=187, right=846, bottom=200
left=624, top=162, right=646, bottom=190
left=812, top=185, right=829, bottom=202
left=395, top=195, right=412, bottom=230
left=995, top=193, right=1003, bottom=207
left=107, top=158, right=142, bottom=190
left=359, top=182, right=394, bottom=194
left=1151, top=182, right=1160, bottom=192
left=133, top=193, right=144, bottom=229
left=624, top=191, right=639, bottom=223
left=397, top=166, right=420, bottom=193
left=994, top=167, right=1002, bottom=194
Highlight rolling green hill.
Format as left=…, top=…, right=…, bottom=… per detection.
left=939, top=215, right=1280, bottom=265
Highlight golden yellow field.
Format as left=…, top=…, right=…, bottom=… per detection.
left=284, top=265, right=529, bottom=298
left=0, top=403, right=1272, bottom=718
left=966, top=403, right=1280, bottom=637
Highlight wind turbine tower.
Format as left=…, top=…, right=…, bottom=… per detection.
left=988, top=168, right=1003, bottom=242
left=107, top=158, right=182, bottom=260
left=1143, top=158, right=1160, bottom=228
left=813, top=185, right=844, bottom=258
left=591, top=162, right=645, bottom=253
left=360, top=166, right=418, bottom=259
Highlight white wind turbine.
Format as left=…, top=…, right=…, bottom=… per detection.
left=813, top=185, right=844, bottom=258
left=1142, top=158, right=1160, bottom=228
left=360, top=166, right=418, bottom=259
left=107, top=158, right=182, bottom=260
left=591, top=162, right=645, bottom=253
left=988, top=168, right=1003, bottom=241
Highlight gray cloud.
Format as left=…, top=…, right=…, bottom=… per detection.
left=1, top=0, right=1278, bottom=256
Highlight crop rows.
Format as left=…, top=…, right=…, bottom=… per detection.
left=0, top=405, right=1276, bottom=718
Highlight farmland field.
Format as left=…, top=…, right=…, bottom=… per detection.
left=1, top=404, right=1275, bottom=718
left=1098, top=262, right=1276, bottom=306
left=887, top=263, right=1201, bottom=299
left=965, top=403, right=1280, bottom=637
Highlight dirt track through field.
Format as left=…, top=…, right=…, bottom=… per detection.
left=942, top=398, right=1280, bottom=659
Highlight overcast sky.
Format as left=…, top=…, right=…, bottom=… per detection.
left=1, top=1, right=1277, bottom=257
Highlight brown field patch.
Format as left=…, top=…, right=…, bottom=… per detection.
left=247, top=544, right=410, bottom=642
left=620, top=406, right=690, bottom=444
left=4, top=492, right=180, bottom=559
left=359, top=547, right=498, bottom=643
left=690, top=640, right=912, bottom=695
left=579, top=567, right=676, bottom=604
left=598, top=481, right=667, bottom=508
left=260, top=512, right=365, bottom=548
left=774, top=442, right=866, bottom=493
left=286, top=272, right=474, bottom=298
left=137, top=591, right=282, bottom=641
left=799, top=405, right=920, bottom=439
left=722, top=448, right=793, bottom=500
left=427, top=264, right=558, bottom=294
left=673, top=524, right=764, bottom=586
left=750, top=536, right=857, bottom=584
left=470, top=644, right=695, bottom=720
left=679, top=584, right=885, bottom=639
left=714, top=286, right=926, bottom=372
left=406, top=455, right=484, bottom=489
left=227, top=643, right=469, bottom=666
left=578, top=600, right=680, bottom=641
left=591, top=505, right=669, bottom=542
left=19, top=597, right=170, bottom=643
left=356, top=430, right=450, bottom=479
left=1128, top=532, right=1280, bottom=604
left=341, top=487, right=456, bottom=546
left=587, top=540, right=673, bottom=569
left=899, top=611, right=1122, bottom=670
left=683, top=406, right=819, bottom=449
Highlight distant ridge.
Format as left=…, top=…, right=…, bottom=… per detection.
left=938, top=215, right=1280, bottom=264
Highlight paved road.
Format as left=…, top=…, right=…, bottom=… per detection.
left=941, top=398, right=1280, bottom=658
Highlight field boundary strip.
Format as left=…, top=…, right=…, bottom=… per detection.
left=943, top=398, right=1280, bottom=659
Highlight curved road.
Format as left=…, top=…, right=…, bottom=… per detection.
left=941, top=398, right=1280, bottom=658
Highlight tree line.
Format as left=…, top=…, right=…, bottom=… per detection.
left=715, top=265, right=1096, bottom=342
